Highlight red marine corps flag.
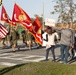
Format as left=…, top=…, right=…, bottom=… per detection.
left=35, top=29, right=42, bottom=45
left=1, top=5, right=16, bottom=26
left=0, top=24, right=8, bottom=38
left=32, top=17, right=42, bottom=33
left=32, top=17, right=42, bottom=45
left=12, top=3, right=33, bottom=31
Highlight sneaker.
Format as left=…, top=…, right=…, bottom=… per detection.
left=59, top=61, right=64, bottom=63
left=64, top=62, right=70, bottom=64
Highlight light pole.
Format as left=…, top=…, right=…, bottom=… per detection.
left=42, top=0, right=44, bottom=30
left=0, top=0, right=2, bottom=6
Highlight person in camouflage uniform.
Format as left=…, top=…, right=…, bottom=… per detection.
left=21, top=29, right=27, bottom=45
left=25, top=29, right=32, bottom=50
left=10, top=28, right=17, bottom=51
left=1, top=38, right=6, bottom=48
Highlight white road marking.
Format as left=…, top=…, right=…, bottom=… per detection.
left=0, top=53, right=59, bottom=66
left=0, top=62, right=16, bottom=66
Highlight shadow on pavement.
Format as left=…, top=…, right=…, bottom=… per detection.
left=0, top=45, right=45, bottom=54
left=69, top=57, right=76, bottom=64
left=0, top=64, right=25, bottom=75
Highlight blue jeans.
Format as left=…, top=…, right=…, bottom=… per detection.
left=60, top=44, right=70, bottom=63
left=46, top=46, right=55, bottom=60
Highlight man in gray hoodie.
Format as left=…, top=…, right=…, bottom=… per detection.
left=52, top=24, right=74, bottom=64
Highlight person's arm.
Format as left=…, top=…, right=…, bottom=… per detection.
left=52, top=26, right=62, bottom=33
left=70, top=30, right=74, bottom=48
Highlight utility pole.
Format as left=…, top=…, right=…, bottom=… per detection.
left=42, top=0, right=44, bottom=30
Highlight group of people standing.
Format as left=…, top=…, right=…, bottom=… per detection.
left=1, top=23, right=76, bottom=64
left=43, top=24, right=76, bottom=64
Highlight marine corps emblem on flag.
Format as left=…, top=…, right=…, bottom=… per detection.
left=19, top=14, right=26, bottom=21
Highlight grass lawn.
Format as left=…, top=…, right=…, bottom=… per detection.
left=0, top=61, right=76, bottom=75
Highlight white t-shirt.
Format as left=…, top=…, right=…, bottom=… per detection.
left=46, top=33, right=56, bottom=49
left=42, top=32, right=48, bottom=46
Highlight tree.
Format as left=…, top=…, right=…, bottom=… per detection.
left=51, top=0, right=76, bottom=28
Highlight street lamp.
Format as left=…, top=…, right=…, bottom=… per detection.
left=42, top=0, right=44, bottom=30
left=0, top=0, right=2, bottom=6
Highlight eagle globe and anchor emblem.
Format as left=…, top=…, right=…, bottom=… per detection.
left=18, top=14, right=27, bottom=21
left=18, top=14, right=32, bottom=31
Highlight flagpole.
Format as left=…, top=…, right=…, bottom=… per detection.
left=42, top=0, right=44, bottom=30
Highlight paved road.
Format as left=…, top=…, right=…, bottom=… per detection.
left=0, top=45, right=61, bottom=67
left=0, top=41, right=76, bottom=67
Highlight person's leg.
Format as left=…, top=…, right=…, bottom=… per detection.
left=70, top=48, right=74, bottom=59
left=74, top=44, right=76, bottom=57
left=2, top=38, right=6, bottom=48
left=64, top=46, right=70, bottom=63
left=12, top=40, right=17, bottom=51
left=51, top=46, right=56, bottom=61
left=27, top=41, right=32, bottom=50
left=46, top=48, right=50, bottom=60
left=60, top=44, right=65, bottom=62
